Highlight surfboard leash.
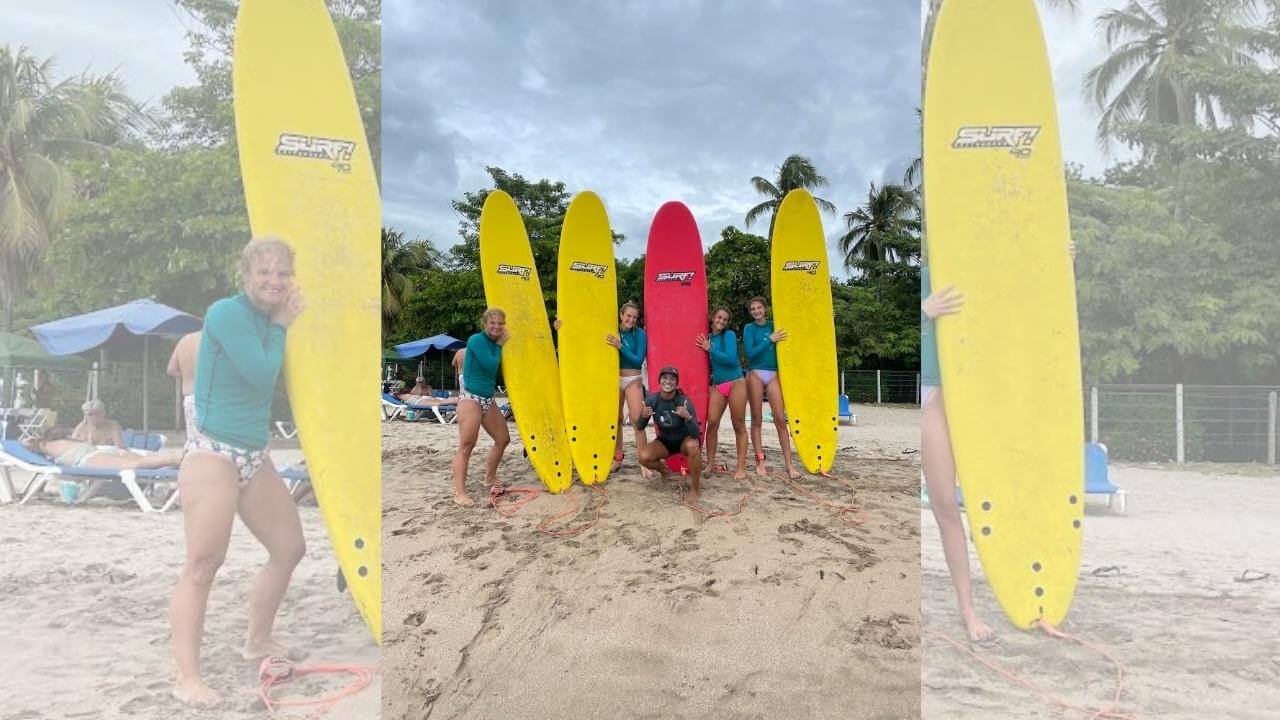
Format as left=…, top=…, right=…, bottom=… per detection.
left=923, top=622, right=1136, bottom=719
left=778, top=470, right=869, bottom=526
left=679, top=471, right=761, bottom=518
left=489, top=483, right=608, bottom=537
left=257, top=656, right=373, bottom=720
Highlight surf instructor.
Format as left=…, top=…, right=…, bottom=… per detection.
left=636, top=366, right=705, bottom=501
left=170, top=236, right=307, bottom=705
left=451, top=308, right=511, bottom=506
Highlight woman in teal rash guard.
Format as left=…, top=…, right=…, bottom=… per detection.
left=610, top=302, right=650, bottom=475
left=170, top=237, right=307, bottom=706
left=695, top=306, right=748, bottom=480
left=743, top=296, right=801, bottom=480
left=451, top=307, right=511, bottom=507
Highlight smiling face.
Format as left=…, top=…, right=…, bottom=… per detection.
left=243, top=251, right=294, bottom=311
left=658, top=372, right=678, bottom=393
left=483, top=312, right=506, bottom=340
left=749, top=300, right=767, bottom=322
left=620, top=306, right=639, bottom=330
left=711, top=309, right=730, bottom=332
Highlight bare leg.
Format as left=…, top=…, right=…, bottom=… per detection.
left=170, top=451, right=240, bottom=705
left=705, top=388, right=728, bottom=477
left=637, top=440, right=671, bottom=480
left=728, top=380, right=748, bottom=480
left=746, top=371, right=768, bottom=475
left=923, top=390, right=994, bottom=642
left=479, top=404, right=510, bottom=489
left=451, top=400, right=482, bottom=506
left=612, top=387, right=625, bottom=471
left=766, top=377, right=801, bottom=479
left=237, top=462, right=306, bottom=660
left=682, top=438, right=703, bottom=501
left=624, top=379, right=651, bottom=479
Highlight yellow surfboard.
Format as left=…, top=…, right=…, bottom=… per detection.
left=233, top=0, right=380, bottom=641
left=771, top=189, right=839, bottom=474
left=479, top=191, right=574, bottom=493
left=556, top=191, right=618, bottom=485
left=924, top=0, right=1084, bottom=628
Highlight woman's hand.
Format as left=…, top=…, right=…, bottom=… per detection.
left=605, top=333, right=620, bottom=348
left=922, top=285, right=964, bottom=320
left=271, top=287, right=306, bottom=327
left=769, top=329, right=788, bottom=343
left=496, top=328, right=511, bottom=346
left=553, top=318, right=563, bottom=331
left=694, top=334, right=710, bottom=352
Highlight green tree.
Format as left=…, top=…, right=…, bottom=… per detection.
left=0, top=45, right=143, bottom=330
left=164, top=0, right=381, bottom=172
left=743, top=154, right=838, bottom=239
left=1083, top=0, right=1256, bottom=144
left=705, top=226, right=771, bottom=320
left=381, top=226, right=438, bottom=336
left=838, top=182, right=920, bottom=268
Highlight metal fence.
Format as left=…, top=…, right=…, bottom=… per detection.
left=1087, top=384, right=1280, bottom=464
left=841, top=370, right=920, bottom=405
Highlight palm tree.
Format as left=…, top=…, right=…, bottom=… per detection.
left=839, top=182, right=920, bottom=270
left=1083, top=0, right=1256, bottom=143
left=382, top=226, right=438, bottom=335
left=0, top=45, right=142, bottom=330
left=744, top=154, right=838, bottom=239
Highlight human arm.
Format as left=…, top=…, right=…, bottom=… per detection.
left=617, top=329, right=646, bottom=367
left=742, top=325, right=773, bottom=362
left=922, top=286, right=964, bottom=321
left=707, top=331, right=739, bottom=364
left=204, top=299, right=286, bottom=396
left=677, top=397, right=700, bottom=436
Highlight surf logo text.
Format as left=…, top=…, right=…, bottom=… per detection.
left=569, top=261, right=608, bottom=279
left=496, top=264, right=532, bottom=280
left=274, top=133, right=357, bottom=173
left=951, top=125, right=1040, bottom=159
left=782, top=261, right=820, bottom=275
left=654, top=271, right=696, bottom=286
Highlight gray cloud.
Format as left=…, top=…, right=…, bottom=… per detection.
left=384, top=0, right=921, bottom=276
left=6, top=1, right=196, bottom=111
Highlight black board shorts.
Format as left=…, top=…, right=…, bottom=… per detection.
left=658, top=433, right=698, bottom=456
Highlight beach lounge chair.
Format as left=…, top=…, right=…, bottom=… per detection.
left=1085, top=442, right=1127, bottom=515
left=838, top=394, right=856, bottom=425
left=158, top=464, right=310, bottom=512
left=274, top=421, right=299, bottom=439
left=16, top=408, right=51, bottom=442
left=122, top=430, right=166, bottom=451
left=381, top=393, right=406, bottom=421
left=0, top=439, right=178, bottom=512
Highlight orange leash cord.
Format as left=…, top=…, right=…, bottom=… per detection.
left=537, top=484, right=608, bottom=538
left=489, top=484, right=540, bottom=517
left=779, top=469, right=869, bottom=526
left=679, top=471, right=761, bottom=518
left=257, top=657, right=373, bottom=720
left=924, top=620, right=1135, bottom=719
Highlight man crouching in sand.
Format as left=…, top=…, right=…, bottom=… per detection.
left=635, top=365, right=704, bottom=501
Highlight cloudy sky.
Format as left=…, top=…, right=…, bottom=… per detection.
left=383, top=0, right=922, bottom=277
left=6, top=2, right=196, bottom=112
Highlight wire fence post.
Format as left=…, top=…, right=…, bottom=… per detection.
left=1175, top=383, right=1185, bottom=464
left=1090, top=386, right=1099, bottom=444
left=840, top=371, right=845, bottom=397
left=1269, top=390, right=1277, bottom=465
left=876, top=370, right=882, bottom=404
left=916, top=373, right=921, bottom=405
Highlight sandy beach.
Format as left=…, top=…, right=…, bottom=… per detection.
left=921, top=463, right=1280, bottom=719
left=382, top=404, right=921, bottom=720
left=0, top=446, right=380, bottom=720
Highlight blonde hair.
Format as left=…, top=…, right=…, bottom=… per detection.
left=481, top=307, right=506, bottom=324
left=238, top=236, right=295, bottom=280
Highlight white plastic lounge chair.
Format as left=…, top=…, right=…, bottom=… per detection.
left=0, top=439, right=177, bottom=513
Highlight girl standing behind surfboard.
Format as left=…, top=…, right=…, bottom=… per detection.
left=920, top=266, right=993, bottom=642
left=695, top=306, right=748, bottom=480
left=743, top=297, right=802, bottom=480
left=609, top=302, right=650, bottom=476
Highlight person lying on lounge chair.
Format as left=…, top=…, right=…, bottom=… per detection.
left=71, top=400, right=126, bottom=448
left=395, top=390, right=452, bottom=405
left=24, top=427, right=185, bottom=469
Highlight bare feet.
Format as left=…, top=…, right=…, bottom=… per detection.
left=453, top=493, right=475, bottom=507
left=243, top=638, right=305, bottom=662
left=733, top=466, right=746, bottom=481
left=611, top=454, right=624, bottom=473
left=787, top=467, right=802, bottom=480
left=173, top=677, right=219, bottom=706
left=685, top=487, right=700, bottom=504
left=754, top=454, right=768, bottom=477
left=639, top=465, right=653, bottom=480
left=962, top=610, right=995, bottom=642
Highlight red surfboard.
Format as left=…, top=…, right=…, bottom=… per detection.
left=644, top=202, right=709, bottom=471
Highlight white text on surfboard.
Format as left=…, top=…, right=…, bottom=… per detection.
left=273, top=132, right=357, bottom=172
left=951, top=125, right=1040, bottom=158
left=568, top=261, right=608, bottom=279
